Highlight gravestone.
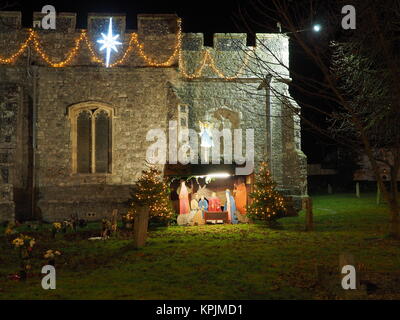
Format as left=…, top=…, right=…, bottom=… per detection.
left=356, top=182, right=360, bottom=198
left=133, top=206, right=149, bottom=249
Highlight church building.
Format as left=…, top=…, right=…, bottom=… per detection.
left=0, top=12, right=307, bottom=222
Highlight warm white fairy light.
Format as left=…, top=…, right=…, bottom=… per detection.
left=0, top=18, right=250, bottom=80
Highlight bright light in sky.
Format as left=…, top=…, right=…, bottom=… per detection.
left=97, top=18, right=122, bottom=67
left=313, top=24, right=322, bottom=32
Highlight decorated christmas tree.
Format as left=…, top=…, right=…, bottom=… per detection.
left=129, top=166, right=175, bottom=225
left=247, top=162, right=287, bottom=223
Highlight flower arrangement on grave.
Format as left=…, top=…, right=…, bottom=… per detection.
left=44, top=250, right=61, bottom=266
left=4, top=222, right=16, bottom=237
left=51, top=222, right=62, bottom=238
left=129, top=166, right=175, bottom=225
left=11, top=234, right=36, bottom=280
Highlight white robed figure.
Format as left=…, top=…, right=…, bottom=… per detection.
left=199, top=121, right=214, bottom=163
left=224, top=189, right=238, bottom=224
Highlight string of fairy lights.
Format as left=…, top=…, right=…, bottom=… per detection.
left=0, top=19, right=251, bottom=80
left=248, top=162, right=286, bottom=220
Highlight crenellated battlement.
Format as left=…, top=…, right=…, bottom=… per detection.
left=0, top=11, right=289, bottom=79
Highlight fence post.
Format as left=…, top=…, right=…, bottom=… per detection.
left=133, top=206, right=149, bottom=249
left=305, top=197, right=314, bottom=231
left=356, top=182, right=360, bottom=198
left=376, top=182, right=381, bottom=205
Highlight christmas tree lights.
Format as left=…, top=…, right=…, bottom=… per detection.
left=247, top=162, right=287, bottom=223
left=129, top=167, right=175, bottom=225
left=0, top=30, right=34, bottom=64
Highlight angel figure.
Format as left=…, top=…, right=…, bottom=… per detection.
left=199, top=121, right=214, bottom=163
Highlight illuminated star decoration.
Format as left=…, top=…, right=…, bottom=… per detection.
left=97, top=18, right=122, bottom=67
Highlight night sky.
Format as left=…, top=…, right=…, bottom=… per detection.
left=6, top=0, right=260, bottom=34
left=5, top=0, right=327, bottom=163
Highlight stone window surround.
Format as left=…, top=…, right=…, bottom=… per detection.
left=67, top=101, right=115, bottom=175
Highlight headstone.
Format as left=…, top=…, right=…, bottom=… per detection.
left=328, top=184, right=333, bottom=194
left=133, top=206, right=149, bottom=249
left=356, top=182, right=360, bottom=198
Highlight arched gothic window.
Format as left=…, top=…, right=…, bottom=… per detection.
left=68, top=102, right=114, bottom=174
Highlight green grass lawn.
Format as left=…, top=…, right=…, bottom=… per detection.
left=0, top=193, right=399, bottom=300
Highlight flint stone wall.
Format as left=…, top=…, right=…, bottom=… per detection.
left=0, top=12, right=307, bottom=221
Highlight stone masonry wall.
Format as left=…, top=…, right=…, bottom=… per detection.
left=0, top=81, right=32, bottom=222
left=175, top=80, right=267, bottom=167
left=0, top=12, right=307, bottom=221
left=35, top=67, right=178, bottom=221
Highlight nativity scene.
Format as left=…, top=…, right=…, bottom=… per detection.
left=174, top=178, right=249, bottom=226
